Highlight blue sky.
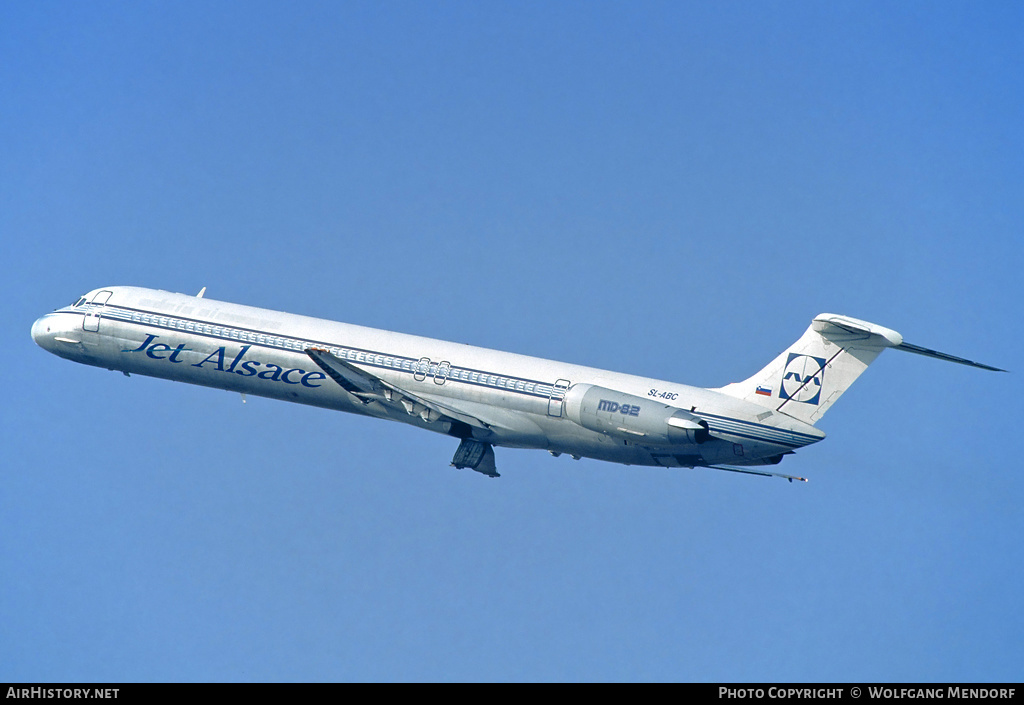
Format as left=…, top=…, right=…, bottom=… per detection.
left=2, top=1, right=1022, bottom=682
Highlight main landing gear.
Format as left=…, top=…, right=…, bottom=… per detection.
left=451, top=438, right=499, bottom=478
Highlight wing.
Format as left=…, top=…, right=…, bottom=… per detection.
left=305, top=347, right=492, bottom=432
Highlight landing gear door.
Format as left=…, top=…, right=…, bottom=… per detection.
left=548, top=379, right=570, bottom=417
left=82, top=290, right=112, bottom=332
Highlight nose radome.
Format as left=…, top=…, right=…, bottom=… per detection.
left=31, top=315, right=58, bottom=352
left=31, top=316, right=47, bottom=346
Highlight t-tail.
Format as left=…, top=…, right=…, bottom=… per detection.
left=717, top=313, right=1005, bottom=426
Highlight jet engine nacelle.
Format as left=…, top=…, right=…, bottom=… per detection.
left=562, top=384, right=710, bottom=446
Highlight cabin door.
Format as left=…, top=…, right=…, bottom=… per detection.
left=547, top=379, right=570, bottom=417
left=82, top=290, right=112, bottom=332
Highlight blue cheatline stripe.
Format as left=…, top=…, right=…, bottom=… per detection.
left=90, top=304, right=556, bottom=399
left=694, top=411, right=820, bottom=448
left=695, top=409, right=821, bottom=441
left=706, top=419, right=807, bottom=446
left=706, top=426, right=805, bottom=449
left=66, top=303, right=819, bottom=449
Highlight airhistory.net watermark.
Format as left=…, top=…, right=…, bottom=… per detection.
left=6, top=689, right=118, bottom=699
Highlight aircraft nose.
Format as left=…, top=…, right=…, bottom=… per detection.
left=31, top=315, right=56, bottom=351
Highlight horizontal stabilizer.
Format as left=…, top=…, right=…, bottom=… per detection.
left=706, top=465, right=808, bottom=483
left=894, top=342, right=1006, bottom=372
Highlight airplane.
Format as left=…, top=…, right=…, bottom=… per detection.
left=31, top=286, right=1004, bottom=481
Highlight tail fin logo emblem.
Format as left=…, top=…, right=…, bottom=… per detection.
left=780, top=353, right=825, bottom=404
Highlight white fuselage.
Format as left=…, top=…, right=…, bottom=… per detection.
left=31, top=286, right=824, bottom=470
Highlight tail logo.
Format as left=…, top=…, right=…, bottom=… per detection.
left=779, top=353, right=826, bottom=405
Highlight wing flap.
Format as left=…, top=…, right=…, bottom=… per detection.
left=305, top=347, right=492, bottom=431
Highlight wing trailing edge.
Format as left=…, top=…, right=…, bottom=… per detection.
left=305, top=347, right=492, bottom=431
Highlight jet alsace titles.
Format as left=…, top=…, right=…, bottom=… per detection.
left=32, top=287, right=1004, bottom=480
left=126, top=333, right=328, bottom=388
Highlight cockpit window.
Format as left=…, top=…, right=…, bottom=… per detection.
left=71, top=297, right=87, bottom=307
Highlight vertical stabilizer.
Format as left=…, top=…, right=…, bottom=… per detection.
left=716, top=314, right=903, bottom=425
